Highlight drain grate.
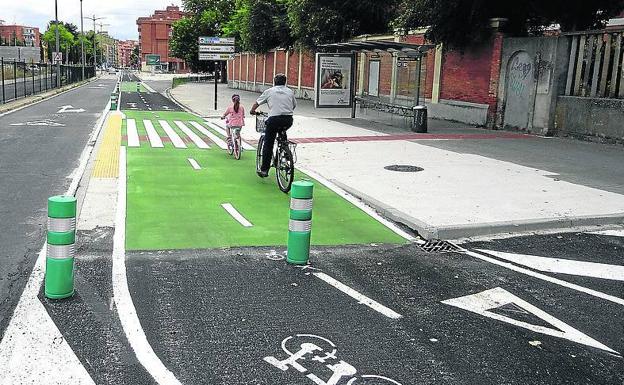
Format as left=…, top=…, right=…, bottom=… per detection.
left=418, top=239, right=462, bottom=253
left=384, top=165, right=424, bottom=172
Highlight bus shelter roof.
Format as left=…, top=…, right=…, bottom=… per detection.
left=319, top=41, right=435, bottom=57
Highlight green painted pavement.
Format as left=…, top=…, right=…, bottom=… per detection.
left=121, top=82, right=149, bottom=93
left=123, top=110, right=406, bottom=250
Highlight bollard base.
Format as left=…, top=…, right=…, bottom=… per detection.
left=287, top=231, right=311, bottom=265
left=44, top=257, right=75, bottom=300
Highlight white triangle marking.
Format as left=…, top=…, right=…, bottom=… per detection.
left=476, top=249, right=624, bottom=281
left=442, top=287, right=618, bottom=354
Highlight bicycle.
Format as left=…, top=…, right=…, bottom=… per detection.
left=254, top=111, right=296, bottom=193
left=226, top=126, right=242, bottom=160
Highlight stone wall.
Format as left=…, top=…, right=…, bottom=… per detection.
left=0, top=46, right=41, bottom=62
left=555, top=96, right=624, bottom=142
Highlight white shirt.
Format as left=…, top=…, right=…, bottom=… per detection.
left=256, top=86, right=297, bottom=117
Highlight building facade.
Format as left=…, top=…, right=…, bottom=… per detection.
left=96, top=32, right=118, bottom=68
left=118, top=39, right=139, bottom=68
left=136, top=5, right=188, bottom=73
left=0, top=24, right=40, bottom=47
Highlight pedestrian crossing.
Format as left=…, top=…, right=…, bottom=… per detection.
left=124, top=119, right=235, bottom=150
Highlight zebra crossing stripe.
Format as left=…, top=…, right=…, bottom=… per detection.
left=207, top=120, right=254, bottom=150
left=143, top=120, right=164, bottom=148
left=126, top=119, right=140, bottom=147
left=174, top=121, right=210, bottom=149
left=188, top=121, right=228, bottom=150
left=158, top=120, right=187, bottom=148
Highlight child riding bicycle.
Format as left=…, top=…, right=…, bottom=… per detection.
left=221, top=94, right=245, bottom=148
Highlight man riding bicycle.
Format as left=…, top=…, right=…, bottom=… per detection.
left=250, top=73, right=297, bottom=178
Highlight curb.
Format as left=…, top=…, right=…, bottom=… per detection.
left=331, top=180, right=624, bottom=240
left=0, top=76, right=101, bottom=116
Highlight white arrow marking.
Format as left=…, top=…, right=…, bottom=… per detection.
left=476, top=249, right=624, bottom=281
left=442, top=287, right=618, bottom=354
left=57, top=105, right=85, bottom=113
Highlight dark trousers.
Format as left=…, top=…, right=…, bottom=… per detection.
left=261, top=115, right=293, bottom=172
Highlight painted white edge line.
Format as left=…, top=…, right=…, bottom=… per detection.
left=174, top=121, right=210, bottom=149
left=188, top=158, right=201, bottom=170
left=221, top=203, right=253, bottom=227
left=312, top=272, right=402, bottom=319
left=188, top=121, right=228, bottom=150
left=126, top=119, right=140, bottom=147
left=296, top=165, right=416, bottom=242
left=205, top=120, right=254, bottom=150
left=463, top=249, right=624, bottom=307
left=143, top=120, right=164, bottom=148
left=589, top=229, right=624, bottom=237
left=114, top=146, right=182, bottom=385
left=158, top=120, right=187, bottom=148
left=0, top=98, right=113, bottom=384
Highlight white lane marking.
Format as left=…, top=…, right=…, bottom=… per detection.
left=174, top=121, right=210, bottom=149
left=296, top=166, right=416, bottom=242
left=188, top=158, right=201, bottom=170
left=113, top=147, right=183, bottom=385
left=143, top=120, right=164, bottom=148
left=589, top=229, right=624, bottom=237
left=442, top=287, right=618, bottom=354
left=476, top=249, right=624, bottom=281
left=142, top=82, right=156, bottom=93
left=463, top=249, right=624, bottom=307
left=188, top=121, right=228, bottom=150
left=158, top=120, right=187, bottom=148
left=126, top=119, right=140, bottom=147
left=312, top=272, right=402, bottom=319
left=221, top=203, right=253, bottom=227
left=57, top=105, right=86, bottom=113
left=206, top=120, right=254, bottom=150
left=0, top=99, right=112, bottom=384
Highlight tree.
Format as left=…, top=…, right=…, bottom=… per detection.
left=42, top=23, right=75, bottom=63
left=393, top=0, right=624, bottom=48
left=131, top=46, right=140, bottom=68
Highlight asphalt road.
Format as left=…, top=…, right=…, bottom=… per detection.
left=0, top=77, right=116, bottom=339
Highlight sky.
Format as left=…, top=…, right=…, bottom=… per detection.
left=1, top=0, right=183, bottom=40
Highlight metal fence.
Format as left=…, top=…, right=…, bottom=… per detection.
left=1, top=59, right=95, bottom=104
left=564, top=28, right=624, bottom=99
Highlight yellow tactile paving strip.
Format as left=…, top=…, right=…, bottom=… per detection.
left=92, top=114, right=122, bottom=178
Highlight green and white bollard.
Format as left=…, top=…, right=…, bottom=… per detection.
left=111, top=92, right=118, bottom=110
left=45, top=195, right=77, bottom=300
left=287, top=181, right=314, bottom=265
left=136, top=83, right=140, bottom=93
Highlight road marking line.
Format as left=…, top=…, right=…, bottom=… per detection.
left=143, top=120, right=164, bottom=148
left=476, top=249, right=624, bottom=281
left=174, top=121, right=210, bottom=149
left=589, top=229, right=624, bottom=237
left=158, top=120, right=187, bottom=148
left=188, top=158, right=201, bottom=170
left=463, top=249, right=624, bottom=307
left=312, top=272, right=402, bottom=319
left=126, top=119, right=140, bottom=147
left=188, top=121, right=228, bottom=150
left=206, top=120, right=254, bottom=150
left=221, top=203, right=253, bottom=227
left=442, top=287, right=618, bottom=354
left=114, top=147, right=183, bottom=385
left=142, top=82, right=156, bottom=93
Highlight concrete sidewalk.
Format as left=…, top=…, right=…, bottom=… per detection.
left=171, top=82, right=624, bottom=240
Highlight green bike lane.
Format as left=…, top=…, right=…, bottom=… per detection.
left=121, top=109, right=406, bottom=250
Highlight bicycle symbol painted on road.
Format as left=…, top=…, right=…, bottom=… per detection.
left=263, top=334, right=402, bottom=385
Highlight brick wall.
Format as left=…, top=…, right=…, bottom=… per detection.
left=275, top=51, right=287, bottom=75
left=287, top=51, right=299, bottom=86
left=301, top=51, right=315, bottom=88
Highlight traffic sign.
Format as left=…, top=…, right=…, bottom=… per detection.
left=146, top=54, right=161, bottom=66
left=199, top=36, right=235, bottom=45
left=52, top=52, right=62, bottom=64
left=199, top=53, right=234, bottom=61
left=199, top=45, right=235, bottom=53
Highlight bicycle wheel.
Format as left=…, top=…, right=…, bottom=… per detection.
left=234, top=134, right=242, bottom=160
left=276, top=144, right=294, bottom=193
left=227, top=132, right=234, bottom=156
left=256, top=135, right=265, bottom=172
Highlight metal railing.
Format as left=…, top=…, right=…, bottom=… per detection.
left=0, top=59, right=95, bottom=104
left=564, top=28, right=624, bottom=99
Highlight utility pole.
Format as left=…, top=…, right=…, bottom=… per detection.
left=54, top=0, right=60, bottom=85
left=80, top=0, right=85, bottom=80
left=83, top=15, right=105, bottom=73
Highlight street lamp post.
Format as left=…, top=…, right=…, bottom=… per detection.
left=84, top=15, right=105, bottom=74
left=80, top=0, right=85, bottom=80
left=54, top=0, right=60, bottom=86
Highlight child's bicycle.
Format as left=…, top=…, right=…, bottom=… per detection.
left=226, top=127, right=242, bottom=160
left=254, top=111, right=296, bottom=193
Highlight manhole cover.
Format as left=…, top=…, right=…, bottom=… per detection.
left=384, top=165, right=424, bottom=172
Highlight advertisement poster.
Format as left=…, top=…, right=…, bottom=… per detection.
left=315, top=53, right=355, bottom=108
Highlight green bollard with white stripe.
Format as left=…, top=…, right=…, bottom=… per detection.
left=45, top=195, right=77, bottom=300
left=287, top=181, right=314, bottom=265
left=111, top=92, right=118, bottom=110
